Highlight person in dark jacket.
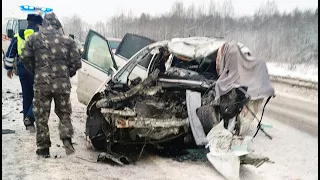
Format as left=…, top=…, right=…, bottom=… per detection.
left=20, top=12, right=82, bottom=158
left=4, top=14, right=43, bottom=132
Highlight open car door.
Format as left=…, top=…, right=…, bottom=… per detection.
left=77, top=29, right=118, bottom=105
left=113, top=33, right=156, bottom=80
left=115, top=33, right=155, bottom=60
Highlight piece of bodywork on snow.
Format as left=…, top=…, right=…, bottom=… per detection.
left=206, top=121, right=274, bottom=180
left=82, top=36, right=275, bottom=171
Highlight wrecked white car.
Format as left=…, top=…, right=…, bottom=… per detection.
left=76, top=30, right=275, bottom=173
left=76, top=32, right=155, bottom=105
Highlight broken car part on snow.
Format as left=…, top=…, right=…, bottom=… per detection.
left=79, top=33, right=275, bottom=180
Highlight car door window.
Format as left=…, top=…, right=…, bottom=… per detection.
left=6, top=20, right=13, bottom=32
left=18, top=20, right=28, bottom=30
left=83, top=31, right=116, bottom=73
left=128, top=52, right=155, bottom=82
left=12, top=21, right=17, bottom=34
left=138, top=53, right=153, bottom=68
left=115, top=34, right=155, bottom=60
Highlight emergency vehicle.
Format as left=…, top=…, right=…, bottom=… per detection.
left=2, top=5, right=53, bottom=53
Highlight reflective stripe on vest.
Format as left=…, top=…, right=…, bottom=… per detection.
left=16, top=29, right=35, bottom=55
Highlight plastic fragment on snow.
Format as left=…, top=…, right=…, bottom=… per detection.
left=260, top=123, right=273, bottom=128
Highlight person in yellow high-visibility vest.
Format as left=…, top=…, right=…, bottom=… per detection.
left=4, top=14, right=43, bottom=132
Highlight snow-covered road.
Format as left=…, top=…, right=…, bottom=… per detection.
left=2, top=68, right=318, bottom=180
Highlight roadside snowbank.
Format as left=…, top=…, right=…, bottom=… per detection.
left=267, top=62, right=318, bottom=83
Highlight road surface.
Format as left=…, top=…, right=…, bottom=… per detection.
left=265, top=94, right=318, bottom=137
left=2, top=68, right=318, bottom=180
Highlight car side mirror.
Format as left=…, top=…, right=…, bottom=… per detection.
left=7, top=29, right=14, bottom=39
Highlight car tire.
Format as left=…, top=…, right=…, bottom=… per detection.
left=86, top=109, right=107, bottom=151
left=196, top=105, right=219, bottom=134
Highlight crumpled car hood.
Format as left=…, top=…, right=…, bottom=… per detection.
left=168, top=37, right=226, bottom=59
left=150, top=37, right=226, bottom=60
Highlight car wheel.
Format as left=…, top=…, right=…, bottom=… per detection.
left=196, top=105, right=219, bottom=134
left=86, top=109, right=107, bottom=151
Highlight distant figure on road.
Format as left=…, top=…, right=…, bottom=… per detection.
left=20, top=12, right=82, bottom=158
left=4, top=14, right=43, bottom=132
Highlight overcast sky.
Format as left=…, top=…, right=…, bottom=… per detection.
left=2, top=0, right=318, bottom=23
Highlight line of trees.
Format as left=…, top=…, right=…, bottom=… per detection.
left=62, top=0, right=318, bottom=65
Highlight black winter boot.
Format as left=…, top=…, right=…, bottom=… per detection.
left=24, top=117, right=36, bottom=133
left=36, top=148, right=50, bottom=158
left=62, top=138, right=75, bottom=155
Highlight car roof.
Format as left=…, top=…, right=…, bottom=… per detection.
left=148, top=37, right=227, bottom=59
left=147, top=37, right=251, bottom=59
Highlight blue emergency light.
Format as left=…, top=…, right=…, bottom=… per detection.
left=19, top=5, right=53, bottom=13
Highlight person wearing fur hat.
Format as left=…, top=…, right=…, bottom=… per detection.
left=4, top=13, right=43, bottom=132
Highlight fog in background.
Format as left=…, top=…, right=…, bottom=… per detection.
left=62, top=0, right=318, bottom=66
left=2, top=0, right=318, bottom=65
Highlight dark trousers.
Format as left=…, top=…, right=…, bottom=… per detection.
left=17, top=62, right=34, bottom=122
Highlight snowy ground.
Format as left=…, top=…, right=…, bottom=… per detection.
left=2, top=65, right=318, bottom=180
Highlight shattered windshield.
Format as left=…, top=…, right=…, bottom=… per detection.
left=113, top=47, right=152, bottom=84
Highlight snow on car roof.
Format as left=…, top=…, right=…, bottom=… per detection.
left=148, top=37, right=226, bottom=59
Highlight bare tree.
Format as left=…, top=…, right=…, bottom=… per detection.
left=219, top=0, right=234, bottom=18
left=61, top=15, right=90, bottom=42
left=255, top=0, right=279, bottom=17
left=207, top=0, right=216, bottom=16
left=62, top=1, right=318, bottom=65
left=170, top=1, right=185, bottom=17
